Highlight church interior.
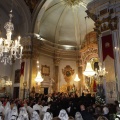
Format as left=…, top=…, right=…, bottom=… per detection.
left=0, top=0, right=120, bottom=106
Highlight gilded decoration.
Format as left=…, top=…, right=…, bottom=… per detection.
left=93, top=16, right=117, bottom=34
left=80, top=32, right=98, bottom=67
left=60, top=84, right=76, bottom=93
left=62, top=65, right=74, bottom=84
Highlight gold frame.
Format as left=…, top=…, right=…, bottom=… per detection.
left=41, top=65, right=50, bottom=76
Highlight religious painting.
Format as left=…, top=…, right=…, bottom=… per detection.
left=41, top=65, right=50, bottom=76
left=14, top=69, right=21, bottom=83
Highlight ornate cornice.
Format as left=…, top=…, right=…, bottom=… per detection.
left=87, top=0, right=119, bottom=35
left=94, top=16, right=118, bottom=34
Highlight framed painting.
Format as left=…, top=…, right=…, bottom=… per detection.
left=41, top=65, right=50, bottom=76
left=14, top=69, right=21, bottom=83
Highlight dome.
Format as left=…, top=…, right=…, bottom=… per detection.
left=34, top=0, right=94, bottom=46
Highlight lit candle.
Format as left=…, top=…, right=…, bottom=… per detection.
left=21, top=46, right=23, bottom=53
left=18, top=36, right=21, bottom=44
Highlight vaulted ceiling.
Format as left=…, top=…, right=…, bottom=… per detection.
left=0, top=0, right=95, bottom=48
left=34, top=0, right=95, bottom=47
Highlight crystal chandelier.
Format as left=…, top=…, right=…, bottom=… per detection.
left=83, top=62, right=96, bottom=77
left=5, top=79, right=12, bottom=86
left=0, top=10, right=23, bottom=65
left=35, top=61, right=44, bottom=85
left=74, top=74, right=80, bottom=81
left=96, top=62, right=108, bottom=77
left=35, top=71, right=44, bottom=84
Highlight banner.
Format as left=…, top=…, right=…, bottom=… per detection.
left=93, top=80, right=97, bottom=92
left=102, top=34, right=114, bottom=61
left=20, top=62, right=25, bottom=89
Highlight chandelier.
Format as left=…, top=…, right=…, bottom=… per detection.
left=5, top=79, right=12, bottom=86
left=62, top=0, right=86, bottom=8
left=35, top=71, right=44, bottom=84
left=83, top=62, right=96, bottom=77
left=0, top=10, right=23, bottom=65
left=35, top=61, right=44, bottom=85
left=74, top=74, right=80, bottom=81
left=96, top=62, right=108, bottom=77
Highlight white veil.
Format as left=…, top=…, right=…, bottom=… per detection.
left=10, top=106, right=18, bottom=120
left=31, top=111, right=41, bottom=120
left=43, top=112, right=53, bottom=120
left=17, top=107, right=29, bottom=120
left=58, top=109, right=69, bottom=120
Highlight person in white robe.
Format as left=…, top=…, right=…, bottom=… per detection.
left=9, top=106, right=18, bottom=120
left=43, top=112, right=53, bottom=120
left=31, top=111, right=41, bottom=120
left=0, top=101, right=4, bottom=120
left=58, top=109, right=69, bottom=120
left=33, top=103, right=41, bottom=115
left=17, top=107, right=29, bottom=120
left=4, top=102, right=11, bottom=120
left=26, top=105, right=33, bottom=119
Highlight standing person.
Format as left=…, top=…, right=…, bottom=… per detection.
left=9, top=106, right=18, bottom=120
left=0, top=101, right=4, bottom=120
left=4, top=102, right=11, bottom=120
left=80, top=104, right=94, bottom=120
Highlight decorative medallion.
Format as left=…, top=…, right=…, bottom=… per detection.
left=62, top=65, right=74, bottom=84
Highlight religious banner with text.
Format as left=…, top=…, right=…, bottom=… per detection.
left=102, top=34, right=114, bottom=61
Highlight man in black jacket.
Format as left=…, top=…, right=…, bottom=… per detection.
left=80, top=104, right=94, bottom=120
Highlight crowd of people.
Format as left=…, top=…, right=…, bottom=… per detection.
left=0, top=92, right=119, bottom=120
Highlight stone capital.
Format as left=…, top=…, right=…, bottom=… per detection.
left=54, top=58, right=61, bottom=66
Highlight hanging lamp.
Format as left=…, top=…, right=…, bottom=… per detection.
left=83, top=62, right=96, bottom=77
left=74, top=74, right=80, bottom=81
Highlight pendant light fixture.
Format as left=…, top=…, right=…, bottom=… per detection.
left=35, top=61, right=44, bottom=84
left=83, top=62, right=96, bottom=77
left=74, top=74, right=80, bottom=81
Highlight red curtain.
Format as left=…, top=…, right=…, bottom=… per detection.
left=93, top=80, right=97, bottom=92
left=102, top=34, right=114, bottom=61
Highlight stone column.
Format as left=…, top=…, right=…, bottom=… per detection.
left=76, top=60, right=83, bottom=96
left=53, top=58, right=60, bottom=92
left=20, top=36, right=32, bottom=99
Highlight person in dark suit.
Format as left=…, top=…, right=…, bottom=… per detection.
left=80, top=104, right=94, bottom=120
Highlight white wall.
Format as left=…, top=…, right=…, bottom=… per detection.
left=38, top=55, right=54, bottom=93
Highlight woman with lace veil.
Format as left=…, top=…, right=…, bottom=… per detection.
left=75, top=112, right=83, bottom=120
left=31, top=111, right=41, bottom=120
left=17, top=107, right=29, bottom=120
left=58, top=109, right=69, bottom=120
left=43, top=112, right=53, bottom=120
